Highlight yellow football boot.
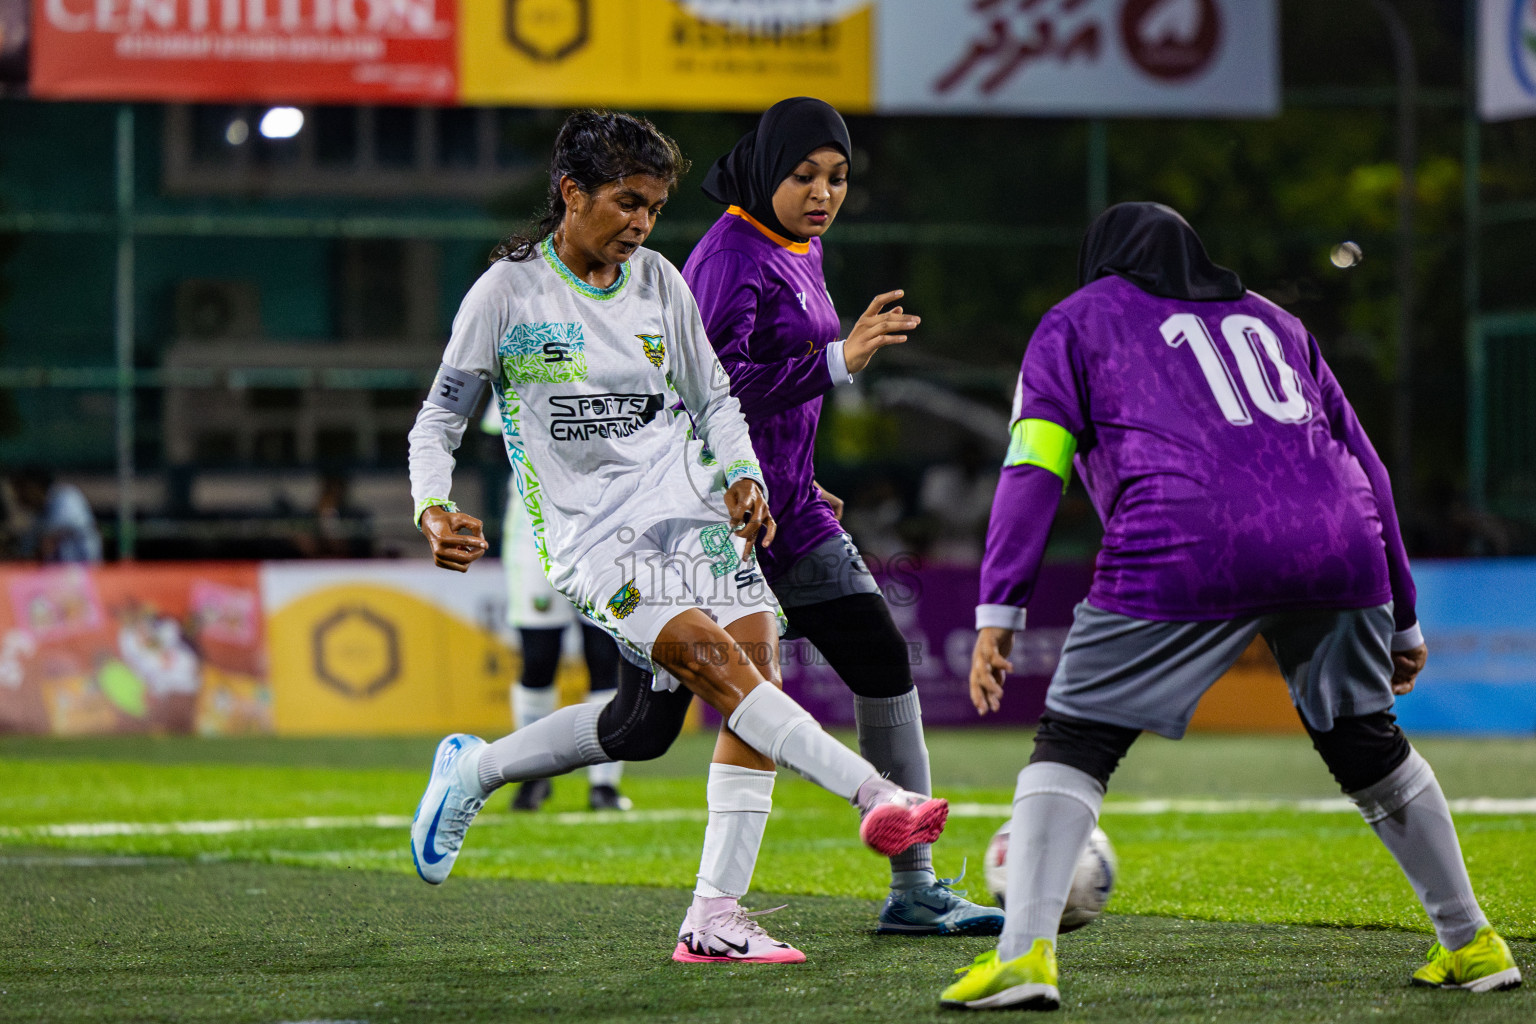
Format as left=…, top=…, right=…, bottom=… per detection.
left=1411, top=926, right=1523, bottom=992
left=940, top=939, right=1060, bottom=1011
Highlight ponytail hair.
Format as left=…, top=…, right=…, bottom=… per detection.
left=492, top=110, right=690, bottom=263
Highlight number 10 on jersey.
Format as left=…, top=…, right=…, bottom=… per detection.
left=1161, top=313, right=1313, bottom=427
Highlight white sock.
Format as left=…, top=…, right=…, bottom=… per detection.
left=726, top=684, right=879, bottom=803
left=693, top=763, right=776, bottom=899
left=583, top=689, right=624, bottom=788
left=1349, top=749, right=1489, bottom=950
left=476, top=703, right=610, bottom=792
left=855, top=690, right=936, bottom=884
left=996, top=762, right=1105, bottom=962
left=512, top=683, right=557, bottom=730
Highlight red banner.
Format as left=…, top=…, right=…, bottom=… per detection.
left=0, top=563, right=270, bottom=736
left=29, top=0, right=456, bottom=102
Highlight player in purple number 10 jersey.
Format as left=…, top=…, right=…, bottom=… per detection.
left=939, top=203, right=1521, bottom=1010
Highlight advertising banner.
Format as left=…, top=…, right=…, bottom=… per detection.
left=1395, top=560, right=1536, bottom=735
left=1480, top=0, right=1536, bottom=121
left=459, top=0, right=872, bottom=111
left=876, top=0, right=1278, bottom=117
left=0, top=563, right=270, bottom=736
left=261, top=560, right=523, bottom=737
left=29, top=0, right=457, bottom=102
left=776, top=562, right=1092, bottom=729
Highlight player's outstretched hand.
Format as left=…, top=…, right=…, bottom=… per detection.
left=844, top=289, right=920, bottom=375
left=725, top=479, right=776, bottom=558
left=814, top=480, right=844, bottom=521
left=970, top=626, right=1015, bottom=716
left=1391, top=642, right=1427, bottom=695
left=421, top=506, right=488, bottom=573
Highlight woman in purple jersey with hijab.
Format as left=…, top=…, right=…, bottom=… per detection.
left=682, top=97, right=1002, bottom=942
left=939, top=203, right=1520, bottom=1010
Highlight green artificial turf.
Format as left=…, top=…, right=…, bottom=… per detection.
left=0, top=852, right=1530, bottom=1024
left=1, top=731, right=1532, bottom=1022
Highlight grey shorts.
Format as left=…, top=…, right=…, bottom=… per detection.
left=1045, top=602, right=1396, bottom=738
left=770, top=532, right=882, bottom=610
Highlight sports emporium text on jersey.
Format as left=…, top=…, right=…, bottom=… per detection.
left=548, top=393, right=666, bottom=441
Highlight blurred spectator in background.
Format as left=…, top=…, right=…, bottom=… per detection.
left=8, top=466, right=102, bottom=563
left=917, top=443, right=999, bottom=563
left=842, top=476, right=907, bottom=563
left=296, top=473, right=371, bottom=558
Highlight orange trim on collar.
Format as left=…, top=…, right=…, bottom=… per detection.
left=726, top=205, right=811, bottom=255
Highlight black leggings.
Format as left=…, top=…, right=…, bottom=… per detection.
left=518, top=622, right=620, bottom=693
left=594, top=591, right=916, bottom=761
left=782, top=592, right=914, bottom=699
left=594, top=658, right=694, bottom=762
left=1030, top=708, right=1413, bottom=793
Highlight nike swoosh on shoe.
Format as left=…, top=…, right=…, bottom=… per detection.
left=419, top=795, right=450, bottom=865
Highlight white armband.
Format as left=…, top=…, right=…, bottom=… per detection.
left=1392, top=621, right=1424, bottom=652
left=826, top=340, right=854, bottom=386
left=976, top=605, right=1027, bottom=632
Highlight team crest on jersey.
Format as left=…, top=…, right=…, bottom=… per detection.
left=503, top=322, right=588, bottom=384
left=637, top=334, right=666, bottom=368
left=607, top=579, right=642, bottom=619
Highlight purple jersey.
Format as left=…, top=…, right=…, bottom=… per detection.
left=683, top=207, right=846, bottom=581
left=983, top=275, right=1414, bottom=623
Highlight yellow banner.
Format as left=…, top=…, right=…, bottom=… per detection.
left=460, top=0, right=872, bottom=112
left=267, top=581, right=519, bottom=736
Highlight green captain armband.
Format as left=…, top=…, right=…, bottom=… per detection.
left=1004, top=419, right=1077, bottom=490
left=414, top=497, right=459, bottom=530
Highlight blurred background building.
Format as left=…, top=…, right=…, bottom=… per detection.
left=1, top=0, right=1535, bottom=737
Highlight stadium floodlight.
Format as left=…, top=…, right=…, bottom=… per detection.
left=1330, top=241, right=1363, bottom=268
left=259, top=107, right=304, bottom=140
left=224, top=118, right=249, bottom=146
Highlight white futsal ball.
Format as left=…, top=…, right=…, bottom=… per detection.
left=984, top=822, right=1117, bottom=933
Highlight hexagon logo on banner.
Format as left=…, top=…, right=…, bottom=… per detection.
left=506, top=0, right=591, bottom=62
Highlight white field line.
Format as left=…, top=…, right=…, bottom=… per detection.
left=949, top=797, right=1536, bottom=818
left=4, top=798, right=1535, bottom=841
left=0, top=808, right=707, bottom=839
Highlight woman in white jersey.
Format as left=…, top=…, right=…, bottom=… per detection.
left=406, top=111, right=948, bottom=962
left=500, top=479, right=630, bottom=812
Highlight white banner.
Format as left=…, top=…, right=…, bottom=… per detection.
left=876, top=0, right=1278, bottom=117
left=1480, top=0, right=1536, bottom=121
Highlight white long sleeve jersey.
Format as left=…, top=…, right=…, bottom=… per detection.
left=408, top=239, right=764, bottom=595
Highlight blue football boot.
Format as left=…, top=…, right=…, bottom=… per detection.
left=410, top=733, right=489, bottom=885
left=877, top=869, right=1005, bottom=936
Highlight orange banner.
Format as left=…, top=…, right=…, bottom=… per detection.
left=0, top=563, right=270, bottom=736
left=29, top=0, right=457, bottom=102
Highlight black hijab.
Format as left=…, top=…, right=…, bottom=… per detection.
left=701, top=97, right=851, bottom=242
left=1078, top=202, right=1244, bottom=301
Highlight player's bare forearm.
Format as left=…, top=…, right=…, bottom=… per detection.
left=421, top=506, right=488, bottom=573
left=970, top=626, right=1015, bottom=716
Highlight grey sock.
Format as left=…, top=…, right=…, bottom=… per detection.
left=996, top=761, right=1104, bottom=962
left=477, top=703, right=609, bottom=792
left=1349, top=749, right=1489, bottom=950
left=855, top=690, right=935, bottom=881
